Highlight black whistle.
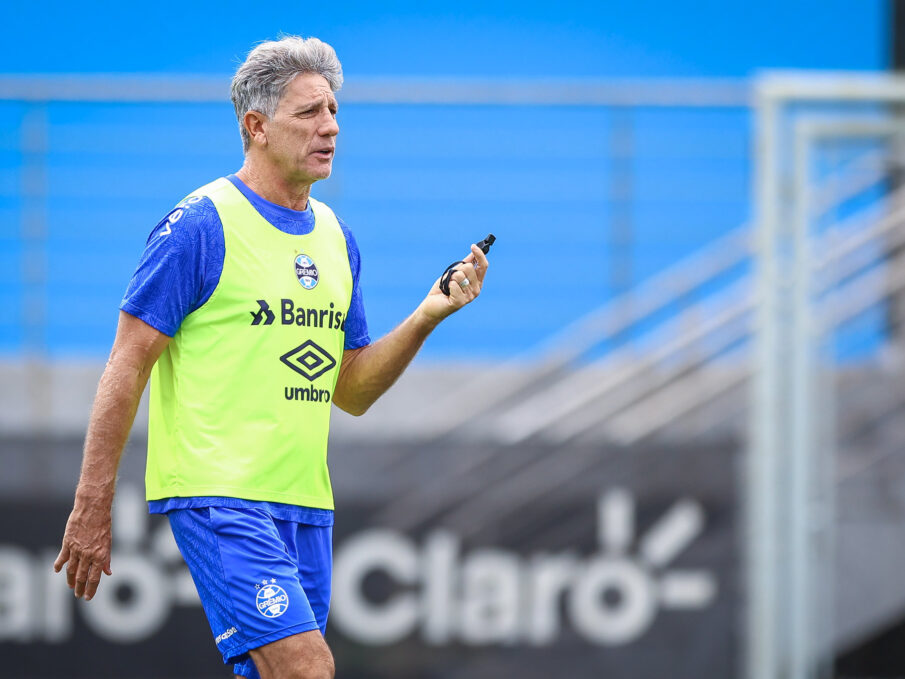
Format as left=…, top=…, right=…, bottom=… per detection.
left=476, top=233, right=496, bottom=254
left=440, top=234, right=496, bottom=296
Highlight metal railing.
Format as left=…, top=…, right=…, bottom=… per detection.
left=407, top=146, right=895, bottom=443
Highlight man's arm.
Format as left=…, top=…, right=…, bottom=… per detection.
left=54, top=311, right=170, bottom=600
left=333, top=244, right=488, bottom=416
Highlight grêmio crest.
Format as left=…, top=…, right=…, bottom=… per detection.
left=295, top=254, right=319, bottom=290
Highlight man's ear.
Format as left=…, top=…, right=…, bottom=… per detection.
left=243, top=110, right=268, bottom=147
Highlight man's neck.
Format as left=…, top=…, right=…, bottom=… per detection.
left=235, top=161, right=312, bottom=211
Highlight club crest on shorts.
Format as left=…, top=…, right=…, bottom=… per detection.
left=255, top=579, right=289, bottom=618
left=295, top=254, right=319, bottom=290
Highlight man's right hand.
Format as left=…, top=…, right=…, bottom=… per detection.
left=54, top=491, right=114, bottom=600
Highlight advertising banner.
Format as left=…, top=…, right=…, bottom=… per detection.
left=1, top=440, right=739, bottom=678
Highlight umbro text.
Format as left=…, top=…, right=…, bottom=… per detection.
left=285, top=386, right=332, bottom=403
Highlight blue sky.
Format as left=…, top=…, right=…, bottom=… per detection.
left=2, top=1, right=886, bottom=77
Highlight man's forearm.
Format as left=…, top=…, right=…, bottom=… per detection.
left=334, top=306, right=440, bottom=416
left=57, top=310, right=170, bottom=599
left=334, top=242, right=489, bottom=416
left=75, top=356, right=153, bottom=505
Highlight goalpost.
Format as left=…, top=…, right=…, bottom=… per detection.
left=749, top=71, right=905, bottom=679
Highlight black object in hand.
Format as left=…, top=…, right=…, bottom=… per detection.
left=440, top=234, right=496, bottom=296
left=475, top=233, right=496, bottom=254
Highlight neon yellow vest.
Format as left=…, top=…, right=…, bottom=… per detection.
left=145, top=178, right=352, bottom=509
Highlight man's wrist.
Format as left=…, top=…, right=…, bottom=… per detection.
left=412, top=304, right=444, bottom=333
left=74, top=481, right=115, bottom=509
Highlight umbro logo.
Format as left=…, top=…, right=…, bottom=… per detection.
left=280, top=340, right=336, bottom=381
left=250, top=300, right=275, bottom=325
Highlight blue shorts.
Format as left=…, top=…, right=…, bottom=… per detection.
left=168, top=506, right=332, bottom=679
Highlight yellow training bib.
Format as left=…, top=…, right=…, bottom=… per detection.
left=145, top=178, right=352, bottom=509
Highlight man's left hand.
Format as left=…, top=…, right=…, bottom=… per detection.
left=419, top=243, right=489, bottom=322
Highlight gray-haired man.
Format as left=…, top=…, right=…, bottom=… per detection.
left=54, top=36, right=489, bottom=679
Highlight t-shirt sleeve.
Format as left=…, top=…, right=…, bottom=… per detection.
left=120, top=197, right=225, bottom=337
left=338, top=218, right=371, bottom=350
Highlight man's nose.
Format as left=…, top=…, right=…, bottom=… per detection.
left=319, top=113, right=339, bottom=137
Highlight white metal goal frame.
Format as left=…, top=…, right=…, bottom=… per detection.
left=749, top=72, right=905, bottom=679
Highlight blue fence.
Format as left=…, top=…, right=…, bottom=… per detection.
left=0, top=85, right=753, bottom=359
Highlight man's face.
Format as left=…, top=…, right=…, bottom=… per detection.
left=260, top=72, right=339, bottom=185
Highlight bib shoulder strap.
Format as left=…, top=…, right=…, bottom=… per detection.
left=178, top=177, right=234, bottom=205
left=308, top=196, right=342, bottom=236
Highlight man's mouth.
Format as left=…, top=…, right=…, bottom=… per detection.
left=314, top=148, right=334, bottom=158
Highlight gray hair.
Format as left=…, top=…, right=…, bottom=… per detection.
left=231, top=36, right=343, bottom=152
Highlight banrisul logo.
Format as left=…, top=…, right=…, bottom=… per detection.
left=250, top=300, right=275, bottom=325
left=295, top=254, right=319, bottom=290
left=248, top=298, right=346, bottom=331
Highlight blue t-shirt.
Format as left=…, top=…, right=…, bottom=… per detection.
left=122, top=174, right=370, bottom=525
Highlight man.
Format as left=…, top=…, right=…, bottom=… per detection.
left=53, top=36, right=488, bottom=679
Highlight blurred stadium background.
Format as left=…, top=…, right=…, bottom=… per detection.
left=1, top=1, right=903, bottom=677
